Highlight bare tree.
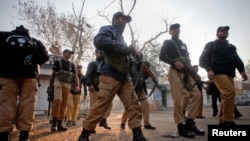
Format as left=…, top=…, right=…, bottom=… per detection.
left=118, top=0, right=170, bottom=77
left=94, top=0, right=170, bottom=76
left=16, top=0, right=94, bottom=64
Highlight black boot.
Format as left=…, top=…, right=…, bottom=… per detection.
left=234, top=106, right=243, bottom=119
left=132, top=127, right=148, bottom=141
left=57, top=120, right=67, bottom=131
left=99, top=118, right=111, bottom=130
left=78, top=128, right=91, bottom=141
left=0, top=132, right=10, bottom=141
left=185, top=119, right=205, bottom=135
left=51, top=117, right=57, bottom=131
left=177, top=124, right=195, bottom=138
left=144, top=124, right=156, bottom=129
left=120, top=123, right=125, bottom=130
left=19, top=131, right=30, bottom=141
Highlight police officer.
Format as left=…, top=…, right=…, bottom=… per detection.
left=0, top=25, right=49, bottom=141
left=85, top=49, right=112, bottom=130
left=78, top=11, right=148, bottom=141
left=66, top=64, right=87, bottom=126
left=48, top=49, right=80, bottom=131
left=199, top=26, right=248, bottom=125
left=159, top=23, right=205, bottom=138
left=120, top=57, right=156, bottom=130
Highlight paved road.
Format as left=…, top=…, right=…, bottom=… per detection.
left=11, top=106, right=250, bottom=141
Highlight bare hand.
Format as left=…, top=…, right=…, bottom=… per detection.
left=88, top=86, right=95, bottom=92
left=47, top=85, right=54, bottom=93
left=241, top=72, right=248, bottom=81
left=129, top=44, right=137, bottom=55
left=174, top=61, right=184, bottom=70
left=75, top=86, right=80, bottom=92
left=207, top=70, right=214, bottom=80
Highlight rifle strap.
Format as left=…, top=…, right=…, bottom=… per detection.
left=135, top=84, right=157, bottom=102
left=210, top=41, right=216, bottom=67
left=130, top=57, right=146, bottom=102
left=170, top=40, right=196, bottom=90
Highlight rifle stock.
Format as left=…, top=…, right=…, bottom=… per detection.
left=176, top=58, right=204, bottom=87
left=130, top=44, right=161, bottom=90
left=142, top=63, right=161, bottom=90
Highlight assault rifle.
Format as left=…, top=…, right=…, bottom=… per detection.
left=175, top=57, right=205, bottom=89
left=130, top=45, right=162, bottom=100
left=46, top=85, right=54, bottom=119
left=137, top=61, right=161, bottom=91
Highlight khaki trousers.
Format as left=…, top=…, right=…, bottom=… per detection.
left=196, top=91, right=204, bottom=117
left=214, top=74, right=235, bottom=123
left=0, top=77, right=37, bottom=132
left=168, top=68, right=200, bottom=124
left=52, top=79, right=71, bottom=120
left=66, top=94, right=81, bottom=122
left=89, top=91, right=112, bottom=119
left=82, top=74, right=142, bottom=130
left=181, top=89, right=189, bottom=113
left=121, top=89, right=150, bottom=125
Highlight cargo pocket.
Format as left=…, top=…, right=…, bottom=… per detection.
left=99, top=83, right=112, bottom=91
left=98, top=83, right=113, bottom=99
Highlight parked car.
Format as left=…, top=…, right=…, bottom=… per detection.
left=235, top=95, right=250, bottom=106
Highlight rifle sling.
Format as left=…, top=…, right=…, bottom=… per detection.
left=170, top=40, right=196, bottom=90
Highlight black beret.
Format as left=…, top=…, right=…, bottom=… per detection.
left=169, top=23, right=180, bottom=30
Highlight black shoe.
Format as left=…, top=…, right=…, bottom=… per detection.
left=78, top=129, right=90, bottom=141
left=99, top=119, right=111, bottom=130
left=66, top=121, right=72, bottom=126
left=196, top=116, right=205, bottom=119
left=51, top=117, right=57, bottom=131
left=177, top=124, right=195, bottom=138
left=51, top=125, right=57, bottom=131
left=132, top=127, right=148, bottom=141
left=185, top=119, right=205, bottom=135
left=90, top=130, right=96, bottom=134
left=120, top=123, right=125, bottom=130
left=0, top=132, right=10, bottom=141
left=212, top=113, right=217, bottom=117
left=72, top=121, right=77, bottom=126
left=144, top=125, right=156, bottom=130
left=57, top=120, right=67, bottom=131
left=234, top=114, right=243, bottom=119
left=19, top=131, right=29, bottom=141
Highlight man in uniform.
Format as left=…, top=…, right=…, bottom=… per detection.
left=48, top=49, right=80, bottom=131
left=78, top=11, right=148, bottom=141
left=120, top=57, right=156, bottom=130
left=159, top=23, right=205, bottom=138
left=199, top=26, right=248, bottom=125
left=192, top=65, right=205, bottom=118
left=66, top=65, right=87, bottom=126
left=0, top=25, right=49, bottom=141
left=85, top=49, right=112, bottom=131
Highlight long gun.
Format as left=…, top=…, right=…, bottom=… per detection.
left=46, top=86, right=54, bottom=119
left=176, top=58, right=205, bottom=88
left=130, top=45, right=162, bottom=100
left=140, top=61, right=161, bottom=90
left=130, top=44, right=161, bottom=90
